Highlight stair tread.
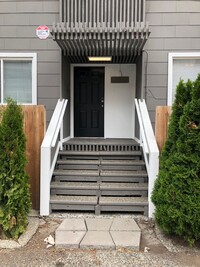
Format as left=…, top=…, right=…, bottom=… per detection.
left=53, top=169, right=147, bottom=177
left=64, top=138, right=139, bottom=145
left=59, top=151, right=141, bottom=156
left=53, top=170, right=99, bottom=176
left=101, top=159, right=145, bottom=165
left=57, top=159, right=100, bottom=165
left=100, top=183, right=148, bottom=190
left=101, top=170, right=147, bottom=177
left=99, top=197, right=148, bottom=205
left=50, top=195, right=97, bottom=204
left=51, top=182, right=99, bottom=189
left=57, top=159, right=145, bottom=165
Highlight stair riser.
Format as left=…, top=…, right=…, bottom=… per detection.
left=51, top=189, right=99, bottom=196
left=100, top=205, right=148, bottom=216
left=101, top=190, right=148, bottom=197
left=51, top=204, right=96, bottom=211
left=59, top=151, right=142, bottom=160
left=57, top=165, right=99, bottom=170
left=60, top=155, right=142, bottom=161
left=54, top=176, right=147, bottom=183
left=50, top=203, right=148, bottom=216
left=57, top=165, right=145, bottom=171
left=54, top=176, right=99, bottom=182
left=51, top=188, right=147, bottom=197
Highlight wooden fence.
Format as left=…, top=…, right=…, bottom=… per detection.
left=23, top=106, right=46, bottom=210
left=0, top=105, right=46, bottom=210
left=155, top=106, right=172, bottom=151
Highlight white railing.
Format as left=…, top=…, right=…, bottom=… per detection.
left=135, top=99, right=159, bottom=218
left=40, top=99, right=68, bottom=216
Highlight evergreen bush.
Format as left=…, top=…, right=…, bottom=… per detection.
left=152, top=74, right=200, bottom=246
left=160, top=79, right=192, bottom=166
left=0, top=98, right=31, bottom=239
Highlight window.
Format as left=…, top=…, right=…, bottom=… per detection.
left=168, top=52, right=200, bottom=105
left=0, top=53, right=37, bottom=104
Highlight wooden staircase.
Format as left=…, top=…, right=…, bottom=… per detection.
left=50, top=139, right=148, bottom=215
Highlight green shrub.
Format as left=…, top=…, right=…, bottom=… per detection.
left=160, top=79, right=192, bottom=167
left=152, top=74, right=200, bottom=246
left=0, top=98, right=31, bottom=239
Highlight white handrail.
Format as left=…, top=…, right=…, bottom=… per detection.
left=40, top=99, right=68, bottom=216
left=135, top=99, right=159, bottom=218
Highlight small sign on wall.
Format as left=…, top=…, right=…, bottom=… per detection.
left=111, top=76, right=129, bottom=83
left=36, top=25, right=50, bottom=40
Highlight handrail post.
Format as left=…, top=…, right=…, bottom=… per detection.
left=40, top=146, right=51, bottom=216
left=60, top=121, right=64, bottom=150
left=148, top=151, right=159, bottom=218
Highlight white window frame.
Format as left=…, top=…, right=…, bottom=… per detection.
left=168, top=52, right=200, bottom=106
left=0, top=53, right=37, bottom=105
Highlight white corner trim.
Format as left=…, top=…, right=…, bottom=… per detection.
left=167, top=53, right=173, bottom=106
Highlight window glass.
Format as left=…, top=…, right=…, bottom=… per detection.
left=3, top=61, right=32, bottom=103
left=172, top=58, right=200, bottom=102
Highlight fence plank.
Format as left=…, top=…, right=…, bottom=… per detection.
left=22, top=106, right=46, bottom=210
left=155, top=106, right=172, bottom=151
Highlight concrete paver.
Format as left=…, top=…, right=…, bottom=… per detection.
left=56, top=231, right=86, bottom=248
left=56, top=218, right=86, bottom=231
left=110, top=231, right=141, bottom=250
left=110, top=218, right=141, bottom=231
left=55, top=218, right=141, bottom=250
left=85, top=218, right=113, bottom=231
left=80, top=231, right=115, bottom=249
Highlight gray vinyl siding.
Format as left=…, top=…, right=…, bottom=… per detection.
left=1, top=0, right=200, bottom=131
left=0, top=0, right=60, bottom=124
left=144, top=0, right=200, bottom=128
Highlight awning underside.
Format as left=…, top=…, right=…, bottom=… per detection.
left=51, top=23, right=150, bottom=63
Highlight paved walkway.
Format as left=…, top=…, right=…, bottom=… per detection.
left=55, top=217, right=141, bottom=250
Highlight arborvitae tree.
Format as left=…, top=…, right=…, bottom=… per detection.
left=160, top=79, right=192, bottom=166
left=0, top=99, right=31, bottom=239
left=152, top=74, right=200, bottom=245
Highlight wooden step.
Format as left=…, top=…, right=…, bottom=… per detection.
left=53, top=169, right=99, bottom=176
left=100, top=170, right=147, bottom=182
left=51, top=181, right=148, bottom=197
left=101, top=159, right=145, bottom=166
left=99, top=197, right=148, bottom=215
left=57, top=159, right=100, bottom=165
left=53, top=169, right=99, bottom=182
left=100, top=182, right=148, bottom=197
left=59, top=151, right=142, bottom=156
left=101, top=170, right=147, bottom=177
left=50, top=195, right=98, bottom=211
left=51, top=182, right=99, bottom=195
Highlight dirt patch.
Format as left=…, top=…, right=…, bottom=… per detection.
left=0, top=216, right=200, bottom=267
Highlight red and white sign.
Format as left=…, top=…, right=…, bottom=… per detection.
left=36, top=25, right=50, bottom=40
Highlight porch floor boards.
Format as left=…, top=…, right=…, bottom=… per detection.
left=50, top=138, right=149, bottom=216
left=63, top=138, right=138, bottom=145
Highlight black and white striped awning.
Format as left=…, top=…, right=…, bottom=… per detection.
left=52, top=23, right=150, bottom=63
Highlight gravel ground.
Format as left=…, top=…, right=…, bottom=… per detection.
left=0, top=213, right=200, bottom=267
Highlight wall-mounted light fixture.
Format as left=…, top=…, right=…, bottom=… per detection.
left=88, top=56, right=112, bottom=62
